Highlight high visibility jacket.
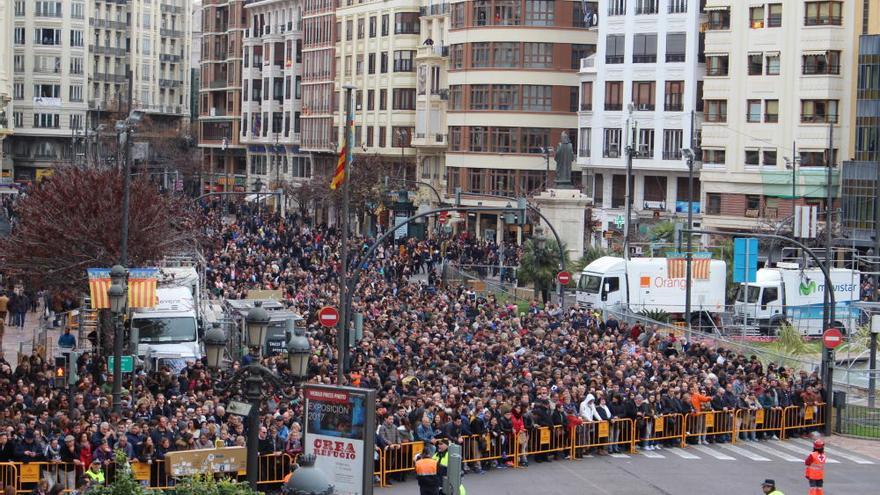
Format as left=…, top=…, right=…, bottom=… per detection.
left=415, top=457, right=439, bottom=476
left=767, top=490, right=784, bottom=495
left=432, top=450, right=449, bottom=467
left=85, top=469, right=105, bottom=484
left=805, top=451, right=826, bottom=480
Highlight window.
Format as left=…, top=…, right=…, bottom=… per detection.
left=369, top=16, right=376, bottom=37
left=357, top=18, right=364, bottom=39
left=766, top=53, right=781, bottom=75
left=69, top=85, right=83, bottom=102
left=632, top=81, right=655, bottom=111
left=768, top=4, right=782, bottom=27
left=468, top=84, right=489, bottom=110
left=573, top=1, right=598, bottom=28
left=392, top=127, right=413, bottom=147
left=580, top=82, right=593, bottom=111
left=525, top=0, right=555, bottom=26
left=473, top=0, right=490, bottom=26
left=705, top=100, right=727, bottom=122
left=579, top=128, right=591, bottom=157
left=608, top=0, right=626, bottom=16
left=803, top=51, right=841, bottom=75
left=665, top=81, right=684, bottom=111
left=522, top=128, right=550, bottom=153
left=801, top=100, right=838, bottom=123
left=367, top=89, right=375, bottom=111
left=746, top=195, right=762, bottom=213
left=748, top=53, right=763, bottom=75
left=523, top=43, right=553, bottom=69
left=393, top=89, right=416, bottom=110
left=14, top=27, right=25, bottom=45
left=70, top=57, right=83, bottom=74
left=379, top=126, right=387, bottom=147
left=494, top=0, right=522, bottom=25
left=450, top=44, right=464, bottom=69
left=765, top=100, right=779, bottom=122
left=605, top=35, right=625, bottom=64
left=33, top=113, right=60, bottom=128
left=706, top=193, right=722, bottom=214
left=449, top=86, right=463, bottom=110
left=468, top=168, right=484, bottom=192
left=14, top=1, right=24, bottom=16
left=470, top=127, right=487, bottom=152
left=493, top=84, right=519, bottom=110
left=395, top=12, right=419, bottom=34
left=745, top=149, right=761, bottom=165
left=706, top=55, right=729, bottom=76
left=34, top=84, right=60, bottom=99
left=35, top=1, right=61, bottom=17
left=380, top=89, right=387, bottom=110
left=380, top=52, right=388, bottom=73
left=472, top=43, right=490, bottom=68
left=522, top=85, right=551, bottom=111
left=493, top=42, right=520, bottom=68
left=668, top=0, right=687, bottom=14
left=345, top=20, right=353, bottom=41
left=750, top=6, right=765, bottom=28
left=804, top=2, right=842, bottom=26
left=571, top=44, right=594, bottom=70
left=605, top=81, right=623, bottom=111
left=800, top=150, right=837, bottom=167
left=763, top=150, right=777, bottom=166
left=702, top=148, right=726, bottom=165
left=393, top=50, right=415, bottom=72
left=633, top=34, right=657, bottom=63
left=707, top=8, right=730, bottom=30
left=13, top=113, right=23, bottom=128
left=634, top=128, right=655, bottom=157
left=666, top=33, right=686, bottom=62
left=12, top=83, right=23, bottom=100
left=34, top=28, right=62, bottom=45
left=603, top=128, right=622, bottom=158
left=71, top=30, right=84, bottom=48
left=635, top=0, right=658, bottom=15
left=381, top=14, right=389, bottom=36
left=492, top=127, right=519, bottom=153
left=663, top=129, right=683, bottom=160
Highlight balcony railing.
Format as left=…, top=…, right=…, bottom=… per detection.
left=706, top=67, right=729, bottom=76
left=580, top=103, right=592, bottom=111
left=159, top=79, right=183, bottom=88
left=804, top=16, right=842, bottom=26
left=666, top=53, right=686, bottom=62
left=90, top=45, right=127, bottom=56
left=801, top=113, right=838, bottom=124
left=160, top=28, right=184, bottom=37
left=161, top=4, right=184, bottom=14
left=93, top=72, right=127, bottom=82
left=605, top=55, right=624, bottom=64
left=662, top=150, right=682, bottom=160
left=665, top=103, right=683, bottom=112
left=580, top=56, right=596, bottom=70
left=160, top=54, right=182, bottom=63
left=210, top=79, right=228, bottom=88
left=632, top=55, right=657, bottom=63
left=803, top=64, right=840, bottom=75
left=605, top=103, right=623, bottom=111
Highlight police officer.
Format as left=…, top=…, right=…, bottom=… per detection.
left=804, top=438, right=827, bottom=495
left=761, top=479, right=784, bottom=495
left=415, top=444, right=441, bottom=495
left=84, top=459, right=105, bottom=488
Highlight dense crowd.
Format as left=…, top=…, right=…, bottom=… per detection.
left=0, top=201, right=827, bottom=492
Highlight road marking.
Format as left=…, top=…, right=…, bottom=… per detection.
left=787, top=438, right=875, bottom=465
left=693, top=444, right=736, bottom=460
left=747, top=442, right=803, bottom=462
left=640, top=450, right=665, bottom=458
left=770, top=441, right=840, bottom=463
left=609, top=453, right=631, bottom=458
left=717, top=443, right=771, bottom=461
left=665, top=448, right=701, bottom=459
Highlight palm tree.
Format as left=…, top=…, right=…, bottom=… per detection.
left=518, top=236, right=568, bottom=303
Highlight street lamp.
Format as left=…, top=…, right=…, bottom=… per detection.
left=246, top=301, right=271, bottom=350
left=107, top=264, right=128, bottom=414
left=542, top=146, right=554, bottom=189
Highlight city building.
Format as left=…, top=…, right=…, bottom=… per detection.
left=334, top=0, right=422, bottom=181
left=0, top=0, right=13, bottom=182
left=191, top=0, right=202, bottom=123
left=300, top=0, right=336, bottom=182
left=445, top=0, right=597, bottom=242
left=10, top=0, right=90, bottom=181
left=578, top=0, right=703, bottom=249
left=240, top=0, right=309, bottom=199
left=699, top=0, right=856, bottom=232
left=198, top=0, right=248, bottom=194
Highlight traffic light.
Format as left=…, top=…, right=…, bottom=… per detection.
left=54, top=357, right=66, bottom=381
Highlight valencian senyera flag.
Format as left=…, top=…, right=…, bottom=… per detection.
left=87, top=268, right=159, bottom=309
left=666, top=257, right=710, bottom=280
left=330, top=137, right=347, bottom=190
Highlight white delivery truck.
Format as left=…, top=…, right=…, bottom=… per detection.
left=130, top=266, right=203, bottom=372
left=733, top=262, right=861, bottom=336
left=577, top=256, right=727, bottom=327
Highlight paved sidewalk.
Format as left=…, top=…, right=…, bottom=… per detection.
left=1, top=302, right=62, bottom=363
left=828, top=434, right=880, bottom=460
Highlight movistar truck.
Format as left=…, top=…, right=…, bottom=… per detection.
left=733, top=262, right=860, bottom=336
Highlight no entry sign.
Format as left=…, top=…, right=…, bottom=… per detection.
left=822, top=328, right=843, bottom=349
left=557, top=271, right=572, bottom=285
left=318, top=306, right=340, bottom=328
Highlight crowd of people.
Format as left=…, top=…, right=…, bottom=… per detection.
left=0, top=200, right=827, bottom=492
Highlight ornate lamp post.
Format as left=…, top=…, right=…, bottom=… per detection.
left=205, top=303, right=312, bottom=489
left=107, top=264, right=128, bottom=414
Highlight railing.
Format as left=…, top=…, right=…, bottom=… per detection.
left=803, top=64, right=840, bottom=75
left=632, top=55, right=657, bottom=63
left=605, top=55, right=624, bottom=64
left=804, top=16, right=842, bottom=26
left=580, top=56, right=595, bottom=70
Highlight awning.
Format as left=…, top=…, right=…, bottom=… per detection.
left=803, top=49, right=830, bottom=56
left=703, top=5, right=729, bottom=11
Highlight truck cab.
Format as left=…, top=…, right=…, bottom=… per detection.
left=132, top=287, right=201, bottom=366
left=733, top=270, right=785, bottom=334
left=577, top=257, right=627, bottom=309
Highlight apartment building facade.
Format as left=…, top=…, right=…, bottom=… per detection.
left=199, top=0, right=247, bottom=193
left=0, top=0, right=13, bottom=181
left=240, top=0, right=309, bottom=194
left=578, top=0, right=703, bottom=248
left=445, top=0, right=597, bottom=241
left=699, top=0, right=855, bottom=231
left=301, top=0, right=336, bottom=178
left=334, top=0, right=422, bottom=181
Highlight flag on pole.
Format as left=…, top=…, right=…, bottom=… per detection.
left=666, top=258, right=710, bottom=280
left=330, top=138, right=346, bottom=190
left=87, top=268, right=159, bottom=309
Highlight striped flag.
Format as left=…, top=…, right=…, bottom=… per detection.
left=87, top=268, right=159, bottom=309
left=330, top=137, right=346, bottom=190
left=666, top=258, right=711, bottom=280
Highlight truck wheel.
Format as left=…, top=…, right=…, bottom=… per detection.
left=769, top=319, right=787, bottom=337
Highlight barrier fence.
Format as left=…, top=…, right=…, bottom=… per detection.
left=1, top=405, right=825, bottom=493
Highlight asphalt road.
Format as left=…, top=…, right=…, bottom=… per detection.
left=376, top=438, right=878, bottom=495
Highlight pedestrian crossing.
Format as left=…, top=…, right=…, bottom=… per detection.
left=604, top=440, right=876, bottom=465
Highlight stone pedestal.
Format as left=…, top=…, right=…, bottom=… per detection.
left=533, top=188, right=591, bottom=261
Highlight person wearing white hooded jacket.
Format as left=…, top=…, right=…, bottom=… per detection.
left=577, top=394, right=602, bottom=456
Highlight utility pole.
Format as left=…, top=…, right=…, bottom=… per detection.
left=791, top=141, right=797, bottom=201
left=623, top=106, right=635, bottom=260
left=822, top=121, right=835, bottom=435
left=337, top=85, right=355, bottom=386
left=685, top=110, right=695, bottom=336
left=120, top=69, right=133, bottom=266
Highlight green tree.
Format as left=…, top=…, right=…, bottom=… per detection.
left=88, top=451, right=151, bottom=495
left=518, top=238, right=568, bottom=302
left=648, top=221, right=676, bottom=244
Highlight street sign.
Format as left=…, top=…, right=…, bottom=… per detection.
left=823, top=328, right=843, bottom=349
left=107, top=355, right=134, bottom=373
left=557, top=271, right=572, bottom=285
left=438, top=210, right=448, bottom=224
left=733, top=237, right=759, bottom=283
left=318, top=306, right=340, bottom=328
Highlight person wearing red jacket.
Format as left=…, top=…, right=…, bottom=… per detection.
left=804, top=438, right=827, bottom=495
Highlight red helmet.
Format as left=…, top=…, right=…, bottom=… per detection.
left=813, top=438, right=825, bottom=449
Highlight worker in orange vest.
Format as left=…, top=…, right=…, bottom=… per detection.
left=804, top=438, right=827, bottom=495
left=415, top=444, right=441, bottom=495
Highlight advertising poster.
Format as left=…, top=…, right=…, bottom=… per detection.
left=304, top=385, right=376, bottom=495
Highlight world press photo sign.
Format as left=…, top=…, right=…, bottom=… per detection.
left=304, top=385, right=376, bottom=495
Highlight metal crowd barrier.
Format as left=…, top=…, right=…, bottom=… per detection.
left=643, top=413, right=685, bottom=447
left=735, top=407, right=786, bottom=440
left=571, top=418, right=636, bottom=455
left=782, top=403, right=825, bottom=437
left=684, top=410, right=737, bottom=445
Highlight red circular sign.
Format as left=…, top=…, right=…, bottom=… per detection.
left=557, top=271, right=572, bottom=285
left=822, top=328, right=843, bottom=349
left=317, top=306, right=340, bottom=328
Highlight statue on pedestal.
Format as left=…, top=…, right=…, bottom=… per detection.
left=554, top=131, right=574, bottom=188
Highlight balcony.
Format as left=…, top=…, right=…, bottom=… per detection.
left=632, top=55, right=657, bottom=63
left=419, top=3, right=450, bottom=16
left=605, top=104, right=622, bottom=111
left=666, top=53, right=686, bottom=63
left=93, top=72, right=127, bottom=82
left=662, top=150, right=682, bottom=160
left=580, top=56, right=596, bottom=71
left=605, top=55, right=624, bottom=64
left=161, top=4, right=184, bottom=14
left=143, top=104, right=184, bottom=115
left=160, top=54, right=182, bottom=63
left=643, top=200, right=666, bottom=210
left=417, top=44, right=449, bottom=59
left=803, top=64, right=840, bottom=75
left=159, top=79, right=183, bottom=88
left=90, top=45, right=127, bottom=57
left=412, top=133, right=447, bottom=148
left=580, top=103, right=592, bottom=111
left=804, top=16, right=842, bottom=26
left=160, top=28, right=184, bottom=38
left=210, top=79, right=228, bottom=88
left=664, top=103, right=683, bottom=112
